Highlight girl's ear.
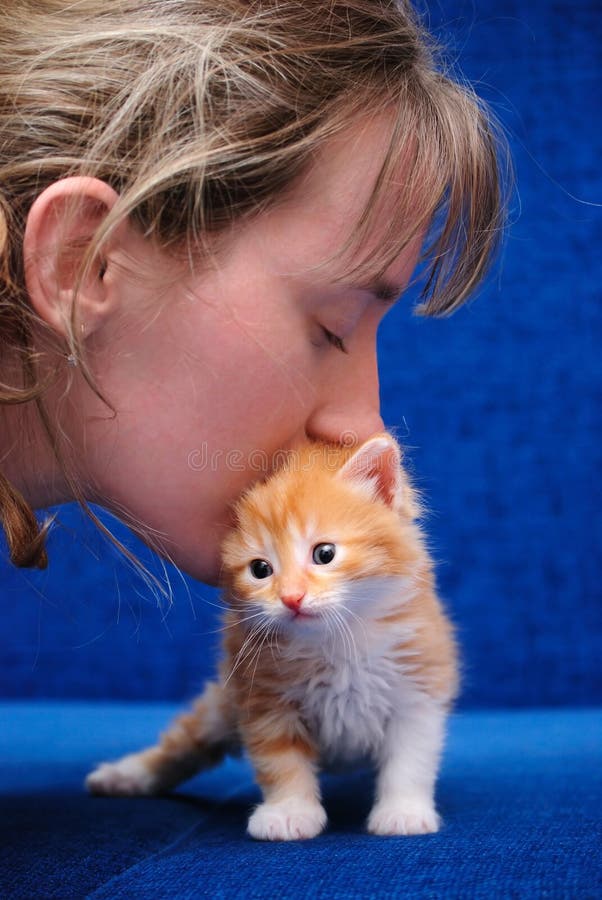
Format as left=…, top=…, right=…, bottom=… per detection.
left=23, top=177, right=121, bottom=340
left=336, top=433, right=402, bottom=509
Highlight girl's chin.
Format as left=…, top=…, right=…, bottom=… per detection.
left=193, top=554, right=223, bottom=587
left=159, top=541, right=223, bottom=587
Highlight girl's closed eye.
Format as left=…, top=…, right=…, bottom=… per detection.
left=312, top=290, right=374, bottom=356
left=321, top=327, right=348, bottom=354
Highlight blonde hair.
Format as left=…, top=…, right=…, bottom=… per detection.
left=0, top=0, right=510, bottom=570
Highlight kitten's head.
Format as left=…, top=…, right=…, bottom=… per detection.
left=221, top=433, right=424, bottom=633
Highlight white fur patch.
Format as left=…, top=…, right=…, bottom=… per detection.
left=281, top=575, right=424, bottom=766
left=367, top=796, right=441, bottom=836
left=85, top=753, right=157, bottom=796
left=247, top=799, right=327, bottom=841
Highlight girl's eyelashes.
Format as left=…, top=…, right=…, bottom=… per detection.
left=321, top=327, right=348, bottom=354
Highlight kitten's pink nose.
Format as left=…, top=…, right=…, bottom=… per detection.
left=281, top=592, right=305, bottom=613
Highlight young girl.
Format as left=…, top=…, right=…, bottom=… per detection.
left=0, top=0, right=506, bottom=586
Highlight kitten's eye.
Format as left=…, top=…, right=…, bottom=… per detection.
left=312, top=543, right=336, bottom=565
left=249, top=559, right=273, bottom=579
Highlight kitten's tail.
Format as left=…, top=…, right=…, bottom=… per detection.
left=86, top=681, right=239, bottom=796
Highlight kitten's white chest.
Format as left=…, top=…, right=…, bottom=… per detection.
left=304, top=656, right=396, bottom=764
left=285, top=624, right=416, bottom=765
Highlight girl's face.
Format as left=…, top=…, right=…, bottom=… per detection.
left=78, top=119, right=423, bottom=583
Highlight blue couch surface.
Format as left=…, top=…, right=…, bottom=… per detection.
left=1, top=701, right=601, bottom=899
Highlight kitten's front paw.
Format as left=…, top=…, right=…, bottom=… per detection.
left=367, top=797, right=441, bottom=836
left=247, top=799, right=327, bottom=841
left=86, top=753, right=158, bottom=796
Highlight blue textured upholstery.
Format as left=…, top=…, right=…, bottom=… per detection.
left=1, top=703, right=601, bottom=898
left=1, top=0, right=600, bottom=896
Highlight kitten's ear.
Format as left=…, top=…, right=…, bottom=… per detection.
left=337, top=433, right=402, bottom=509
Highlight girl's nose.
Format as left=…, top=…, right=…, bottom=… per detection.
left=305, top=340, right=384, bottom=447
left=305, top=408, right=385, bottom=448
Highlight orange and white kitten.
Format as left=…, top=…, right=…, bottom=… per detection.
left=87, top=433, right=459, bottom=841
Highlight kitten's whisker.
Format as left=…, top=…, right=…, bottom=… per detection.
left=219, top=610, right=266, bottom=631
left=242, top=620, right=275, bottom=676
left=332, top=606, right=360, bottom=667
left=237, top=622, right=270, bottom=672
left=328, top=609, right=343, bottom=659
left=322, top=607, right=337, bottom=658
left=190, top=594, right=226, bottom=612
left=320, top=603, right=345, bottom=658
left=224, top=619, right=269, bottom=685
left=337, top=612, right=356, bottom=666
left=339, top=602, right=369, bottom=653
left=248, top=623, right=273, bottom=694
left=267, top=621, right=281, bottom=664
left=227, top=592, right=266, bottom=615
left=340, top=610, right=357, bottom=666
left=240, top=631, right=263, bottom=681
left=206, top=610, right=266, bottom=636
left=236, top=618, right=264, bottom=650
left=328, top=606, right=350, bottom=661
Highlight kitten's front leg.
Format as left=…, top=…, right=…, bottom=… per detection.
left=368, top=694, right=448, bottom=836
left=244, top=721, right=326, bottom=841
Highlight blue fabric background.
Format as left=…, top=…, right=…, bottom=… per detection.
left=1, top=2, right=600, bottom=898
left=1, top=0, right=600, bottom=711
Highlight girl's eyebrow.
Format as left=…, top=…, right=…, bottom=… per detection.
left=333, top=276, right=403, bottom=304
left=357, top=278, right=403, bottom=304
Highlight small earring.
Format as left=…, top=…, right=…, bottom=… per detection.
left=66, top=323, right=86, bottom=366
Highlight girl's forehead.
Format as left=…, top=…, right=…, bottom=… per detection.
left=243, top=114, right=424, bottom=290
left=280, top=114, right=407, bottom=236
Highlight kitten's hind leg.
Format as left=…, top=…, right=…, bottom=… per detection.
left=86, top=682, right=238, bottom=796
